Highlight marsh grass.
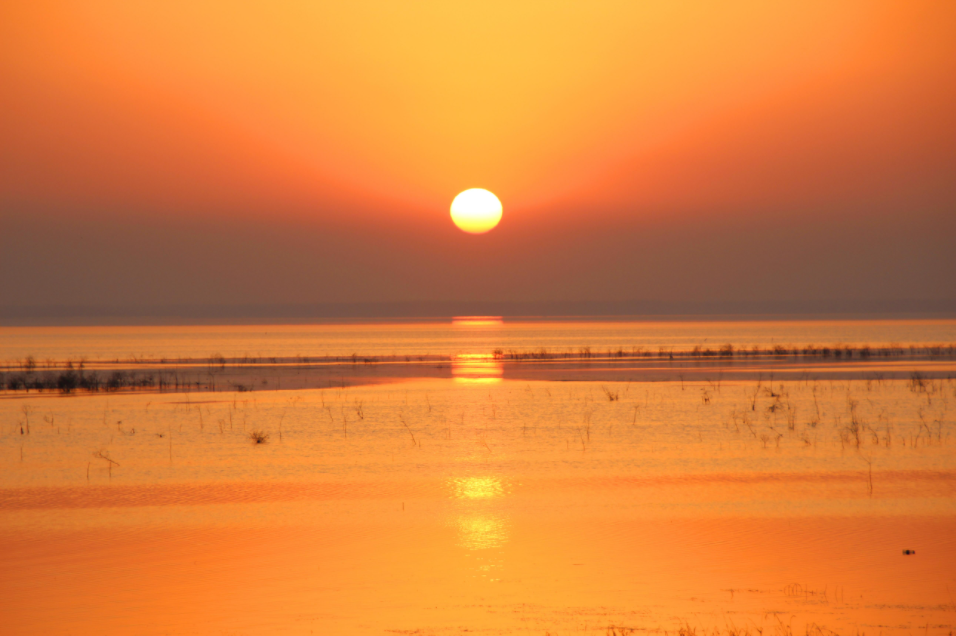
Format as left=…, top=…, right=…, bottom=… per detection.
left=3, top=343, right=954, bottom=398
left=481, top=342, right=956, bottom=362
left=658, top=615, right=841, bottom=636
left=92, top=449, right=119, bottom=478
left=602, top=386, right=620, bottom=401
left=399, top=414, right=417, bottom=445
left=249, top=429, right=269, bottom=444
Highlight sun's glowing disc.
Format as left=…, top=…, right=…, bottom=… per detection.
left=450, top=188, right=502, bottom=234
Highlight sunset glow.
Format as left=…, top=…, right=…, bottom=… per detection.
left=1, top=5, right=954, bottom=633
left=2, top=1, right=953, bottom=310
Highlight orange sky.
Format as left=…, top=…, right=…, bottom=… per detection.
left=2, top=1, right=955, bottom=315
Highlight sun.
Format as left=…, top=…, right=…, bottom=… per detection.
left=450, top=188, right=502, bottom=234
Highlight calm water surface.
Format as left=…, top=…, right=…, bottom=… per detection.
left=3, top=318, right=954, bottom=362
left=1, top=320, right=954, bottom=635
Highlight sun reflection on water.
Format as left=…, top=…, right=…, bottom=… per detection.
left=455, top=513, right=509, bottom=551
left=449, top=476, right=507, bottom=500
left=452, top=353, right=503, bottom=384
left=451, top=316, right=503, bottom=327
left=448, top=477, right=511, bottom=551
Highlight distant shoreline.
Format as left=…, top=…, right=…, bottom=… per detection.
left=3, top=343, right=954, bottom=397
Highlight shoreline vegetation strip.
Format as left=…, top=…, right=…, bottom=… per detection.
left=0, top=343, right=954, bottom=395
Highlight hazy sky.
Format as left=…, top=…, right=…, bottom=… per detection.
left=2, top=1, right=955, bottom=318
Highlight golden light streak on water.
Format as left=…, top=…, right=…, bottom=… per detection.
left=452, top=353, right=503, bottom=383
left=449, top=476, right=507, bottom=500
left=455, top=513, right=509, bottom=551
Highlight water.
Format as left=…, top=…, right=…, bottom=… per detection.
left=1, top=320, right=955, bottom=635
left=3, top=318, right=954, bottom=362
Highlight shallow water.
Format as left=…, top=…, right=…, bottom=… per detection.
left=1, top=321, right=955, bottom=635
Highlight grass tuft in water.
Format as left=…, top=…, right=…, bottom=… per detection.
left=249, top=429, right=270, bottom=444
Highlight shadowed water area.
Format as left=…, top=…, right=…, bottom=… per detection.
left=1, top=320, right=955, bottom=635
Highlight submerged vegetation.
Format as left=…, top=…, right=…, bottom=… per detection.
left=651, top=621, right=847, bottom=636
left=248, top=429, right=269, bottom=444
